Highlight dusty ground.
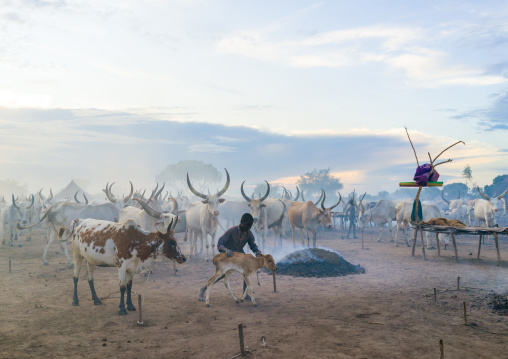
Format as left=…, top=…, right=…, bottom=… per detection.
left=1, top=225, right=508, bottom=359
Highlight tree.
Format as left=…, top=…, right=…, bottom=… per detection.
left=484, top=175, right=508, bottom=197
left=462, top=164, right=477, bottom=194
left=296, top=168, right=343, bottom=203
left=156, top=160, right=223, bottom=194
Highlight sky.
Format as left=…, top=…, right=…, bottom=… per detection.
left=0, top=0, right=507, bottom=198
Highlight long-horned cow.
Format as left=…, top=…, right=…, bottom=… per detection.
left=395, top=200, right=442, bottom=248
left=441, top=190, right=464, bottom=212
left=241, top=181, right=286, bottom=252
left=185, top=168, right=230, bottom=261
left=476, top=186, right=508, bottom=222
left=1, top=194, right=35, bottom=246
left=288, top=191, right=341, bottom=248
left=119, top=197, right=179, bottom=233
left=70, top=218, right=185, bottom=315
left=357, top=199, right=396, bottom=243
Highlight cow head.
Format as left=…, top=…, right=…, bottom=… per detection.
left=12, top=194, right=35, bottom=226
left=134, top=197, right=180, bottom=231
left=187, top=168, right=230, bottom=218
left=260, top=253, right=277, bottom=271
left=317, top=192, right=341, bottom=229
left=159, top=217, right=186, bottom=263
left=241, top=180, right=270, bottom=225
left=477, top=186, right=508, bottom=215
left=357, top=193, right=374, bottom=229
left=105, top=181, right=134, bottom=208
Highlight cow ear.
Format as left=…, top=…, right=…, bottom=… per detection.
left=202, top=200, right=209, bottom=204
left=219, top=198, right=226, bottom=203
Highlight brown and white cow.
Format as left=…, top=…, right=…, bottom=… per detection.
left=70, top=217, right=186, bottom=315
left=288, top=191, right=341, bottom=248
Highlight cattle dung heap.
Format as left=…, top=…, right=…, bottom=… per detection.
left=274, top=248, right=365, bottom=278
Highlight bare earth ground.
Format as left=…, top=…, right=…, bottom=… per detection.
left=1, top=225, right=508, bottom=359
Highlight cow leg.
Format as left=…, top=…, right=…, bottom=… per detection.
left=224, top=271, right=239, bottom=304
left=126, top=274, right=136, bottom=311
left=118, top=269, right=128, bottom=315
left=59, top=239, right=73, bottom=267
left=86, top=263, right=102, bottom=305
left=27, top=227, right=32, bottom=241
left=312, top=229, right=317, bottom=248
left=377, top=226, right=383, bottom=242
left=291, top=225, right=296, bottom=248
left=14, top=228, right=22, bottom=247
left=72, top=253, right=84, bottom=306
left=298, top=228, right=305, bottom=247
left=205, top=268, right=224, bottom=307
left=42, top=227, right=57, bottom=265
left=304, top=227, right=311, bottom=247
left=242, top=276, right=257, bottom=306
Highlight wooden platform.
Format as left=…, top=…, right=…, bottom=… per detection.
left=409, top=223, right=508, bottom=265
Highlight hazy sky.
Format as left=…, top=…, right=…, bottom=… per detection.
left=0, top=0, right=507, bottom=197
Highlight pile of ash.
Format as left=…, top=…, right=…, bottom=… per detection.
left=274, top=248, right=365, bottom=278
left=486, top=293, right=508, bottom=315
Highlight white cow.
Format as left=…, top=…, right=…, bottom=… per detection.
left=185, top=169, right=230, bottom=261
left=357, top=199, right=396, bottom=243
left=119, top=197, right=179, bottom=233
left=395, top=200, right=443, bottom=248
left=241, top=181, right=286, bottom=252
left=1, top=195, right=35, bottom=246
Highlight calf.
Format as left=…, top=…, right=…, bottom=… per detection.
left=205, top=252, right=277, bottom=307
left=70, top=217, right=186, bottom=315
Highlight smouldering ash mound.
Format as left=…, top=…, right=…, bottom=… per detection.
left=275, top=248, right=365, bottom=278
left=487, top=293, right=508, bottom=315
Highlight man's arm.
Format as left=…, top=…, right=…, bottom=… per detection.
left=246, top=231, right=260, bottom=255
left=217, top=227, right=234, bottom=253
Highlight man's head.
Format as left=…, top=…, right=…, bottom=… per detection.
left=239, top=212, right=254, bottom=231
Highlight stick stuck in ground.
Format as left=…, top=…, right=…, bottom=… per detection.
left=238, top=323, right=246, bottom=357
left=272, top=270, right=277, bottom=293
left=137, top=294, right=143, bottom=325
left=440, top=339, right=444, bottom=359
left=463, top=301, right=467, bottom=325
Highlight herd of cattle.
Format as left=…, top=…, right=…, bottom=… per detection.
left=1, top=169, right=508, bottom=267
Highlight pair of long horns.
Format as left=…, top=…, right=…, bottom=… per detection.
left=477, top=186, right=508, bottom=201
left=241, top=180, right=270, bottom=203
left=74, top=191, right=89, bottom=205
left=12, top=194, right=34, bottom=209
left=321, top=192, right=342, bottom=211
left=357, top=192, right=367, bottom=212
left=441, top=190, right=460, bottom=204
left=105, top=181, right=134, bottom=203
left=39, top=188, right=53, bottom=202
left=187, top=169, right=230, bottom=199
left=134, top=197, right=178, bottom=219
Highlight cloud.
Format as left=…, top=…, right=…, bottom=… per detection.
left=0, top=107, right=505, bottom=196
left=452, top=89, right=508, bottom=130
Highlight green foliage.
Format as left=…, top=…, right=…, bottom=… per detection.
left=156, top=160, right=223, bottom=193
left=462, top=165, right=473, bottom=181
left=296, top=168, right=343, bottom=203
left=484, top=175, right=508, bottom=197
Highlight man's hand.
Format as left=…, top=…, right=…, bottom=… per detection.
left=255, top=251, right=262, bottom=257
left=226, top=250, right=233, bottom=257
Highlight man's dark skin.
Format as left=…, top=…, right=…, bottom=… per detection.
left=345, top=199, right=359, bottom=239
left=198, top=213, right=261, bottom=301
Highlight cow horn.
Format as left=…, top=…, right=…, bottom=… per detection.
left=39, top=188, right=46, bottom=201
left=48, top=189, right=53, bottom=202
left=168, top=197, right=178, bottom=214
left=476, top=186, right=490, bottom=200
left=167, top=217, right=174, bottom=234
left=259, top=181, right=270, bottom=202
left=301, top=190, right=306, bottom=202
left=497, top=187, right=508, bottom=200
left=281, top=187, right=287, bottom=199
left=314, top=190, right=324, bottom=206
left=134, top=198, right=162, bottom=219
left=288, top=189, right=292, bottom=200
left=441, top=190, right=450, bottom=204
left=187, top=173, right=207, bottom=199
left=295, top=186, right=300, bottom=201
left=12, top=194, right=20, bottom=209
left=456, top=191, right=460, bottom=200
left=216, top=169, right=231, bottom=198
left=329, top=192, right=342, bottom=211
left=74, top=191, right=82, bottom=204
left=173, top=215, right=179, bottom=230
left=105, top=182, right=117, bottom=203
left=83, top=192, right=89, bottom=205
left=241, top=181, right=252, bottom=202
left=321, top=191, right=326, bottom=210
left=155, top=183, right=165, bottom=201
left=123, top=181, right=134, bottom=203
left=28, top=194, right=34, bottom=209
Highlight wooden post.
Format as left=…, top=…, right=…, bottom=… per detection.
left=434, top=288, right=437, bottom=302
left=493, top=232, right=501, bottom=266
left=439, top=339, right=444, bottom=359
left=238, top=323, right=246, bottom=357
left=435, top=233, right=441, bottom=257
left=420, top=227, right=426, bottom=261
left=457, top=276, right=460, bottom=291
left=272, top=271, right=277, bottom=293
left=411, top=227, right=418, bottom=257
left=462, top=301, right=467, bottom=325
left=477, top=235, right=482, bottom=259
left=451, top=234, right=458, bottom=263
left=9, top=260, right=11, bottom=274
left=137, top=294, right=143, bottom=325
left=361, top=229, right=364, bottom=250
